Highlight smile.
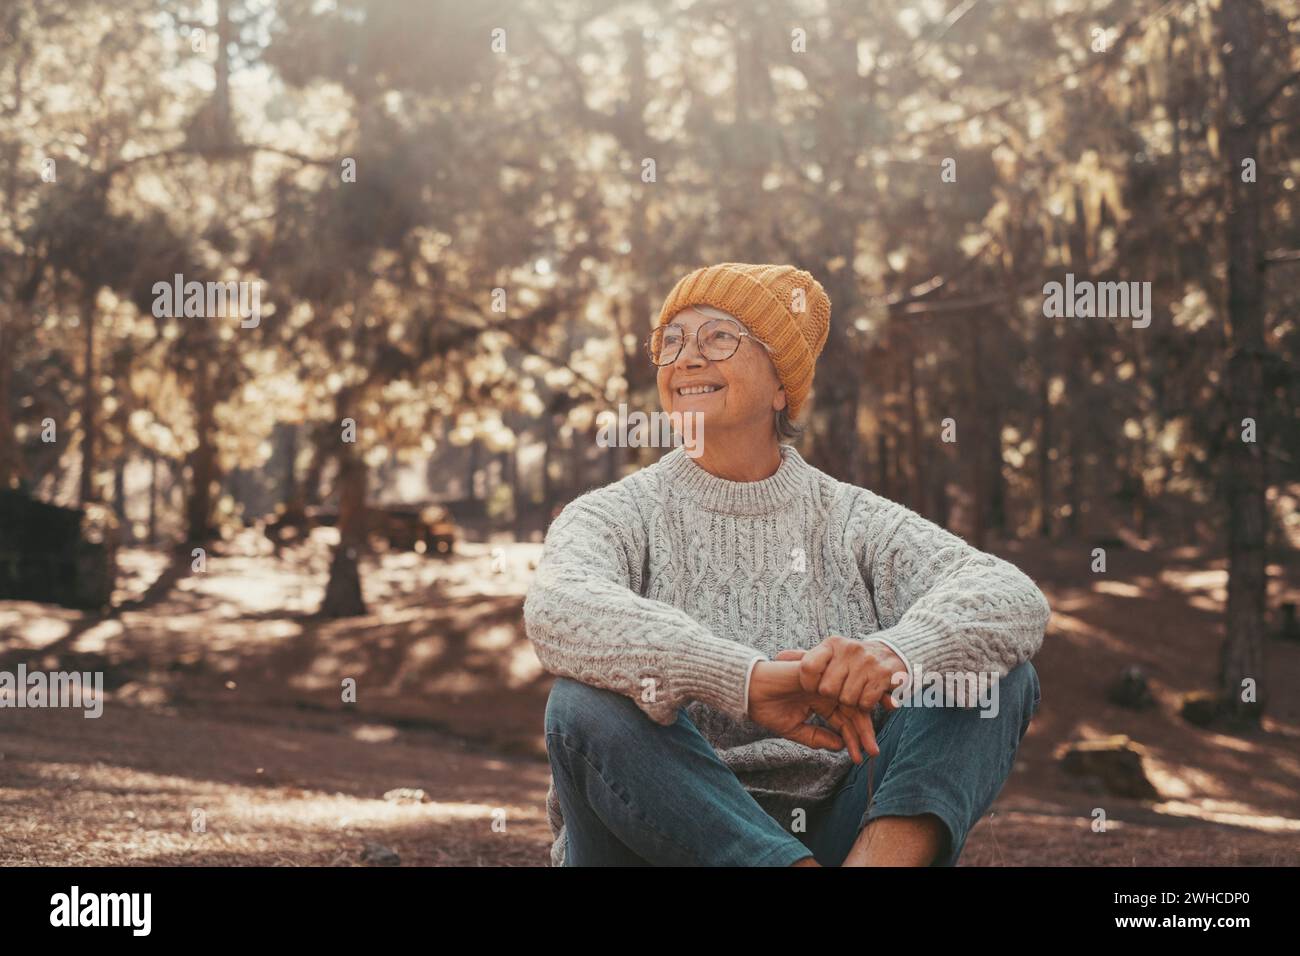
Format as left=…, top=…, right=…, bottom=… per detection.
left=677, top=384, right=724, bottom=396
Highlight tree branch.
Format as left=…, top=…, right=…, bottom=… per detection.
left=1263, top=248, right=1300, bottom=267
left=1250, top=69, right=1300, bottom=118
left=101, top=142, right=334, bottom=181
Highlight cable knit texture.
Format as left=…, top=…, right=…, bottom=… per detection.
left=523, top=443, right=1052, bottom=867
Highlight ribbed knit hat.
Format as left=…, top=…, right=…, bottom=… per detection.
left=655, top=263, right=831, bottom=419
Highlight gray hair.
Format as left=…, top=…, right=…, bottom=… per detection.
left=775, top=406, right=804, bottom=440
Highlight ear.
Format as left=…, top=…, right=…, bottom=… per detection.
left=772, top=383, right=788, bottom=413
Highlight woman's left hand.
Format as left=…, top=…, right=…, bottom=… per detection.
left=780, top=637, right=908, bottom=714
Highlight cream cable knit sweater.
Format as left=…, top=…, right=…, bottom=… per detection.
left=523, top=443, right=1051, bottom=867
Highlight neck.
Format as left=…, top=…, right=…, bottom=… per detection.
left=659, top=436, right=806, bottom=515
left=691, top=428, right=783, bottom=482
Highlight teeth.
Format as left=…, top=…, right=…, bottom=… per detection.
left=678, top=385, right=722, bottom=395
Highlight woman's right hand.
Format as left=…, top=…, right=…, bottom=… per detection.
left=746, top=656, right=878, bottom=764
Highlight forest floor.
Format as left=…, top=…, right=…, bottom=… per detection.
left=1, top=527, right=1298, bottom=866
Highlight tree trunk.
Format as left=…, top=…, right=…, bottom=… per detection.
left=113, top=456, right=127, bottom=524
left=213, top=0, right=234, bottom=146
left=148, top=451, right=158, bottom=544
left=506, top=446, right=521, bottom=524
left=985, top=400, right=1007, bottom=538
left=467, top=439, right=481, bottom=500
left=299, top=423, right=334, bottom=510
left=320, top=451, right=368, bottom=617
left=932, top=449, right=950, bottom=529
left=1062, top=330, right=1084, bottom=539
left=0, top=304, right=21, bottom=490
left=879, top=342, right=898, bottom=500
left=185, top=360, right=218, bottom=543
left=813, top=308, right=862, bottom=483
left=904, top=328, right=926, bottom=517
left=967, top=317, right=987, bottom=549
left=1036, top=326, right=1054, bottom=539
left=282, top=422, right=302, bottom=515
left=1216, top=0, right=1267, bottom=724
left=875, top=429, right=888, bottom=497
left=79, top=287, right=98, bottom=506
left=541, top=414, right=553, bottom=516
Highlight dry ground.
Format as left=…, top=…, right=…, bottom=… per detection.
left=1, top=528, right=1297, bottom=866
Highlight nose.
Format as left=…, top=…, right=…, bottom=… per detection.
left=673, top=330, right=708, bottom=369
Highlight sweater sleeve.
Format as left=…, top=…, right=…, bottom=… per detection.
left=523, top=483, right=765, bottom=725
left=850, top=489, right=1051, bottom=696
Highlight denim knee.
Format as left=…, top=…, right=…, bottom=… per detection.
left=544, top=676, right=634, bottom=742
left=999, top=660, right=1041, bottom=737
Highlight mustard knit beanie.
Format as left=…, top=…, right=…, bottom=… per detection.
left=654, top=263, right=831, bottom=420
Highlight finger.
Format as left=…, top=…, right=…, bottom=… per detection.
left=806, top=695, right=838, bottom=724
left=851, top=706, right=879, bottom=758
left=818, top=649, right=851, bottom=702
left=798, top=643, right=834, bottom=694
left=825, top=708, right=865, bottom=764
left=822, top=709, right=852, bottom=760
left=841, top=660, right=872, bottom=710
left=831, top=702, right=874, bottom=762
left=875, top=668, right=909, bottom=712
left=775, top=649, right=806, bottom=661
left=842, top=707, right=873, bottom=764
left=858, top=674, right=892, bottom=713
left=787, top=721, right=844, bottom=752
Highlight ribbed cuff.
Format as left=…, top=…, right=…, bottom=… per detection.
left=742, top=654, right=766, bottom=718
left=868, top=635, right=913, bottom=695
left=870, top=611, right=953, bottom=680
left=674, top=638, right=771, bottom=721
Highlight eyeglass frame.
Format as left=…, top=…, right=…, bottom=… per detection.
left=645, top=316, right=774, bottom=366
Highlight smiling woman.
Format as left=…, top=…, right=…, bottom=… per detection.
left=525, top=262, right=1051, bottom=868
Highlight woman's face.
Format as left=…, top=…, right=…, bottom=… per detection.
left=656, top=307, right=785, bottom=434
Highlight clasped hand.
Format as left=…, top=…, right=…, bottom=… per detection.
left=746, top=637, right=907, bottom=765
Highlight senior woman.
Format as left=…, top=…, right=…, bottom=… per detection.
left=523, top=263, right=1050, bottom=867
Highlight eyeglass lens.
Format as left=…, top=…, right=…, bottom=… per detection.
left=649, top=318, right=743, bottom=365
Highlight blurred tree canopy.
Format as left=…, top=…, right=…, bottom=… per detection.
left=1, top=0, right=1296, bottom=716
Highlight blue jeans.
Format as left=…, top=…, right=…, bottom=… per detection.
left=544, top=661, right=1041, bottom=866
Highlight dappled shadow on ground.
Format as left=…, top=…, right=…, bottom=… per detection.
left=987, top=537, right=1300, bottom=855
left=0, top=530, right=551, bottom=754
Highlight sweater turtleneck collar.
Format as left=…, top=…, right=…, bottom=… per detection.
left=656, top=442, right=812, bottom=515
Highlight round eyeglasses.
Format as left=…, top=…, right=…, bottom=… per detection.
left=645, top=317, right=771, bottom=366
